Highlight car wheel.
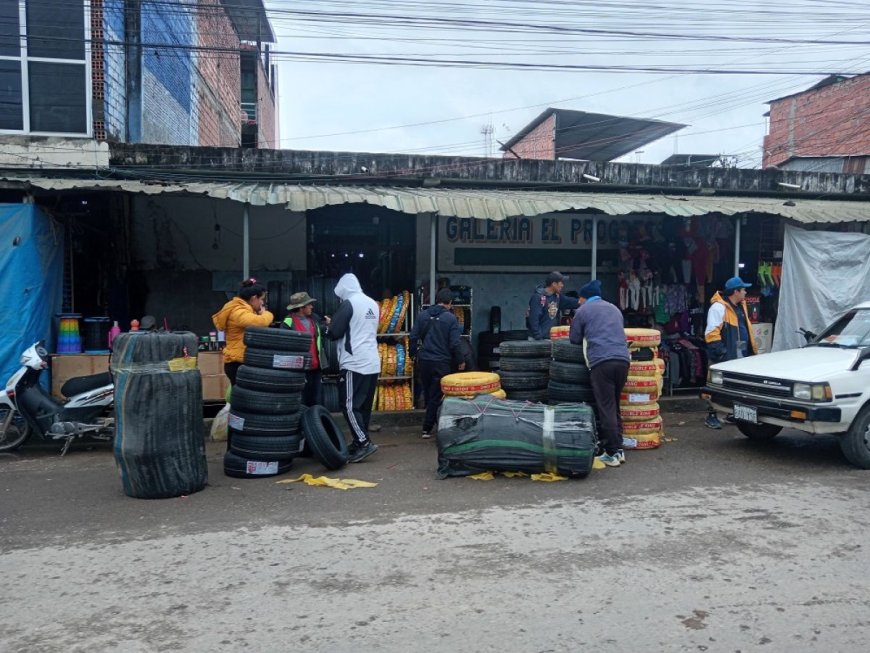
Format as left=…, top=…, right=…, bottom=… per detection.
left=736, top=421, right=782, bottom=440
left=839, top=406, right=870, bottom=469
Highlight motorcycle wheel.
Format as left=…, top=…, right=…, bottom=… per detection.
left=0, top=408, right=31, bottom=452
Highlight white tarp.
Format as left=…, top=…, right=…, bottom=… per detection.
left=773, top=225, right=870, bottom=351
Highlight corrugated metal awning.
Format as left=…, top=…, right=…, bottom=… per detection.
left=5, top=176, right=870, bottom=224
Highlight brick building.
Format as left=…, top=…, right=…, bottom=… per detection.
left=763, top=73, right=870, bottom=173
left=0, top=0, right=277, bottom=148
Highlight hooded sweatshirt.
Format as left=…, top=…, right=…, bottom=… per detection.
left=326, top=273, right=380, bottom=375
left=211, top=297, right=274, bottom=364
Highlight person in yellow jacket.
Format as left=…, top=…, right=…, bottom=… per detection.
left=211, top=278, right=273, bottom=386
left=704, top=276, right=758, bottom=429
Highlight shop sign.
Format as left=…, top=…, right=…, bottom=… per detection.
left=438, top=213, right=649, bottom=271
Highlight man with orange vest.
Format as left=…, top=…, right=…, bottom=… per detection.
left=282, top=291, right=330, bottom=407
left=704, top=276, right=758, bottom=429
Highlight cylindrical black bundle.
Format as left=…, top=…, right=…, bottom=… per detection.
left=436, top=396, right=597, bottom=479
left=112, top=331, right=208, bottom=499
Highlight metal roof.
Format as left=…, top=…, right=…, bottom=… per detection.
left=5, top=176, right=870, bottom=224
left=501, top=108, right=685, bottom=162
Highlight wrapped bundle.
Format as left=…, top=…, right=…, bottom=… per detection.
left=436, top=396, right=597, bottom=479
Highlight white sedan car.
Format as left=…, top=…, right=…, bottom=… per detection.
left=703, top=301, right=870, bottom=468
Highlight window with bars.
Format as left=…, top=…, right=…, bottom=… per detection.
left=0, top=0, right=90, bottom=135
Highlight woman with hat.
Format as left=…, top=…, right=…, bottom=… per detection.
left=282, top=291, right=330, bottom=406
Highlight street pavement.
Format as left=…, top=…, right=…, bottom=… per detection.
left=2, top=400, right=869, bottom=652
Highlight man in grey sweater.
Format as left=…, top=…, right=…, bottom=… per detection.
left=568, top=279, right=630, bottom=467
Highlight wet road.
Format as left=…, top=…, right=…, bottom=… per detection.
left=2, top=402, right=869, bottom=652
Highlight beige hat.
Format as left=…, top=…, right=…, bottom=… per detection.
left=286, top=291, right=317, bottom=310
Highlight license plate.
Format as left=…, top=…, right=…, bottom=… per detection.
left=733, top=403, right=758, bottom=424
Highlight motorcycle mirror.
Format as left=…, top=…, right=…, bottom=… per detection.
left=36, top=346, right=48, bottom=359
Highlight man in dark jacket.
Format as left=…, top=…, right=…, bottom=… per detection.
left=527, top=271, right=580, bottom=340
left=569, top=279, right=630, bottom=467
left=409, top=288, right=465, bottom=438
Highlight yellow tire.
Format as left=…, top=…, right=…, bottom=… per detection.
left=549, top=325, right=570, bottom=340
left=623, top=375, right=659, bottom=393
left=624, top=328, right=661, bottom=348
left=633, top=432, right=662, bottom=449
left=629, top=360, right=659, bottom=377
left=441, top=371, right=501, bottom=395
left=622, top=416, right=663, bottom=435
left=620, top=390, right=659, bottom=405
left=454, top=388, right=507, bottom=400
left=620, top=402, right=660, bottom=420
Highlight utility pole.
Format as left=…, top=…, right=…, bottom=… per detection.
left=481, top=123, right=494, bottom=157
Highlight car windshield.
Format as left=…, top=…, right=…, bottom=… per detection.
left=810, top=308, right=870, bottom=349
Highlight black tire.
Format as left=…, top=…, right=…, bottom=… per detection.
left=630, top=348, right=655, bottom=362
left=228, top=408, right=302, bottom=436
left=301, top=405, right=349, bottom=470
left=229, top=433, right=305, bottom=461
left=552, top=339, right=585, bottom=363
left=736, top=421, right=783, bottom=441
left=477, top=357, right=501, bottom=372
left=498, top=370, right=548, bottom=391
left=229, top=386, right=302, bottom=414
left=236, top=365, right=306, bottom=393
left=322, top=380, right=341, bottom=413
left=223, top=450, right=293, bottom=479
left=550, top=360, right=592, bottom=385
left=477, top=331, right=504, bottom=346
left=498, top=340, right=552, bottom=358
left=321, top=339, right=341, bottom=375
left=504, top=388, right=549, bottom=403
left=839, top=405, right=870, bottom=469
left=0, top=408, right=31, bottom=452
left=548, top=381, right=596, bottom=404
left=502, top=329, right=530, bottom=342
left=489, top=306, right=501, bottom=333
left=498, top=356, right=551, bottom=372
left=243, top=327, right=311, bottom=353
left=244, top=348, right=312, bottom=371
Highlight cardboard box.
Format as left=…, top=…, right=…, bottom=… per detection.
left=50, top=354, right=110, bottom=398
left=197, top=351, right=224, bottom=376
left=201, top=374, right=228, bottom=402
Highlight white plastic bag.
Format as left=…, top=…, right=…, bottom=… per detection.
left=210, top=403, right=230, bottom=441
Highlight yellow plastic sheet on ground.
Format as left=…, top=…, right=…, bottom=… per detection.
left=467, top=470, right=565, bottom=482
left=276, top=474, right=378, bottom=490
left=592, top=458, right=607, bottom=470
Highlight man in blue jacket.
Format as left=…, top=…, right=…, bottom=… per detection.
left=527, top=271, right=580, bottom=340
left=410, top=288, right=465, bottom=438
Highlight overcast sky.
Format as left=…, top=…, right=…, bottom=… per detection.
left=265, top=0, right=870, bottom=167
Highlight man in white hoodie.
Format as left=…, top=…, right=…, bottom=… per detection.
left=325, top=273, right=381, bottom=463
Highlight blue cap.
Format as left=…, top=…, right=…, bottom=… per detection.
left=724, top=276, right=751, bottom=291
left=579, top=279, right=602, bottom=299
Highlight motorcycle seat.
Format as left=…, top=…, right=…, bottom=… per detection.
left=61, top=371, right=112, bottom=398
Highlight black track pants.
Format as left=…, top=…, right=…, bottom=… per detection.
left=340, top=370, right=378, bottom=446
left=418, top=359, right=451, bottom=432
left=589, top=359, right=629, bottom=455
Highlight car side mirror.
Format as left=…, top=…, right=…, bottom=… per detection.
left=850, top=348, right=870, bottom=372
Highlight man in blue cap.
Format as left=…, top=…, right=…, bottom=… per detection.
left=704, top=276, right=758, bottom=429
left=569, top=279, right=630, bottom=467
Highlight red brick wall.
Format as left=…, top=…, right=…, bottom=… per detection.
left=503, top=113, right=556, bottom=160
left=196, top=0, right=241, bottom=147
left=256, top=59, right=276, bottom=148
left=763, top=74, right=870, bottom=168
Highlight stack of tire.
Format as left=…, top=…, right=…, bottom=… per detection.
left=223, top=327, right=310, bottom=478
left=621, top=328, right=665, bottom=450
left=498, top=340, right=551, bottom=403
left=547, top=339, right=595, bottom=407
left=440, top=371, right=506, bottom=400
left=477, top=330, right=529, bottom=373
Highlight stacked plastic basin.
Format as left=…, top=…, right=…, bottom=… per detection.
left=621, top=328, right=665, bottom=449
left=56, top=314, right=82, bottom=353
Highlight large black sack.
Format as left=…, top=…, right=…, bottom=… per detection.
left=112, top=332, right=208, bottom=499
left=436, top=396, right=597, bottom=479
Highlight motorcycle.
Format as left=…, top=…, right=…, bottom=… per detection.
left=0, top=342, right=114, bottom=455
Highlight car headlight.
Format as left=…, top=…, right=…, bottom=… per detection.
left=793, top=382, right=832, bottom=401
left=708, top=370, right=723, bottom=385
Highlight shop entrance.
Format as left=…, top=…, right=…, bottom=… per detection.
left=307, top=204, right=416, bottom=303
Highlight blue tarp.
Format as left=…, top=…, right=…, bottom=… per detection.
left=0, top=204, right=65, bottom=386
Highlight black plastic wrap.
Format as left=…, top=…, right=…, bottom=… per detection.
left=111, top=332, right=208, bottom=499
left=436, top=396, right=597, bottom=479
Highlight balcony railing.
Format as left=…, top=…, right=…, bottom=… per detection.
left=240, top=102, right=257, bottom=125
